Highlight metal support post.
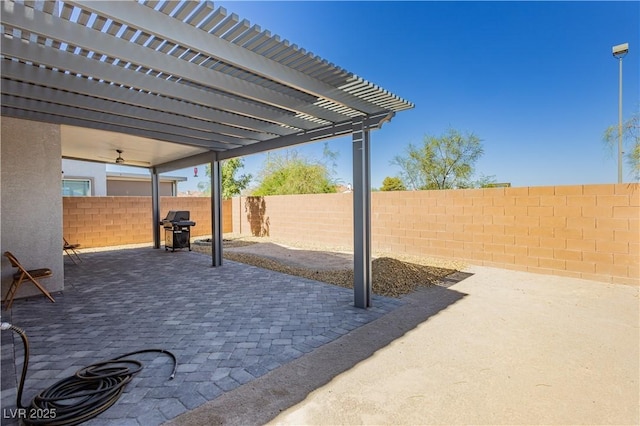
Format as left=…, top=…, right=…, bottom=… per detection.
left=211, top=155, right=223, bottom=267
left=151, top=167, right=161, bottom=249
left=352, top=120, right=372, bottom=308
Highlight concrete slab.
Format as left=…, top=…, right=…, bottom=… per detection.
left=268, top=266, right=639, bottom=425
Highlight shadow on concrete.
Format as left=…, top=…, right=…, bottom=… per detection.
left=166, top=282, right=468, bottom=426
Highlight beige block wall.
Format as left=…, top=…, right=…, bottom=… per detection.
left=232, top=185, right=639, bottom=285
left=60, top=185, right=638, bottom=285
left=233, top=194, right=353, bottom=246
left=63, top=197, right=232, bottom=248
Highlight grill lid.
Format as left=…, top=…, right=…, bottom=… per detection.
left=161, top=211, right=195, bottom=228
left=164, top=211, right=190, bottom=222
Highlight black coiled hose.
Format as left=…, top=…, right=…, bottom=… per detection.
left=2, top=322, right=177, bottom=426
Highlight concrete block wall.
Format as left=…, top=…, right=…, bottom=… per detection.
left=60, top=185, right=638, bottom=285
left=233, top=194, right=353, bottom=246
left=372, top=184, right=638, bottom=285
left=232, top=184, right=639, bottom=285
left=63, top=197, right=232, bottom=248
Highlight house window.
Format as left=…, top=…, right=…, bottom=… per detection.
left=62, top=179, right=91, bottom=196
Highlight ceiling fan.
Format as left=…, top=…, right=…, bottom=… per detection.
left=101, top=149, right=151, bottom=167
left=115, top=149, right=126, bottom=164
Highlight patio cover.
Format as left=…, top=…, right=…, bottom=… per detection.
left=0, top=0, right=414, bottom=308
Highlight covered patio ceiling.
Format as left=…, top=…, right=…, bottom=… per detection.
left=1, top=0, right=413, bottom=171
left=1, top=0, right=414, bottom=309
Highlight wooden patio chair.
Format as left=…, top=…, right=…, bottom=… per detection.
left=3, top=251, right=55, bottom=310
left=63, top=238, right=82, bottom=264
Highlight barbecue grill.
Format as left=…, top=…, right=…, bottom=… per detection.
left=161, top=211, right=196, bottom=251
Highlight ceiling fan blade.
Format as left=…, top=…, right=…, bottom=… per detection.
left=123, top=159, right=151, bottom=167
left=93, top=155, right=150, bottom=166
left=115, top=149, right=150, bottom=166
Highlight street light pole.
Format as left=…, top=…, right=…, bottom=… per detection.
left=612, top=42, right=629, bottom=183
left=618, top=54, right=623, bottom=183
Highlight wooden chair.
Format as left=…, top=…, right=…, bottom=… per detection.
left=3, top=251, right=55, bottom=310
left=63, top=238, right=82, bottom=264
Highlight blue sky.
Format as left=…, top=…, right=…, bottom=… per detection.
left=166, top=1, right=639, bottom=192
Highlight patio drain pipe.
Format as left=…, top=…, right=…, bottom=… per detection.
left=1, top=321, right=177, bottom=425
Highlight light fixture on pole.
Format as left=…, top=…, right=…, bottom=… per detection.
left=612, top=42, right=629, bottom=183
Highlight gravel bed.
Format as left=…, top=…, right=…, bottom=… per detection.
left=192, top=236, right=461, bottom=298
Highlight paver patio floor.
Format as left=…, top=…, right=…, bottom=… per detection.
left=1, top=247, right=402, bottom=425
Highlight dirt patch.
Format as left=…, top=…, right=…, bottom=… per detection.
left=193, top=237, right=459, bottom=298
left=194, top=238, right=259, bottom=249
left=224, top=242, right=353, bottom=271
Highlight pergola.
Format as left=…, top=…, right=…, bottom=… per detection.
left=1, top=0, right=413, bottom=308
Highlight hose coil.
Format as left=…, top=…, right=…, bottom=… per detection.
left=2, top=322, right=177, bottom=426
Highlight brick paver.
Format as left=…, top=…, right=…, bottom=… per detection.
left=1, top=248, right=402, bottom=425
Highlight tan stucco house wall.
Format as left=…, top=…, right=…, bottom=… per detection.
left=1, top=117, right=64, bottom=301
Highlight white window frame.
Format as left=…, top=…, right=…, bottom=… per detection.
left=62, top=178, right=93, bottom=196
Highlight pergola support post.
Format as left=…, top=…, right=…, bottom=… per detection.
left=211, top=154, right=223, bottom=267
left=151, top=167, right=161, bottom=249
left=352, top=119, right=372, bottom=308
